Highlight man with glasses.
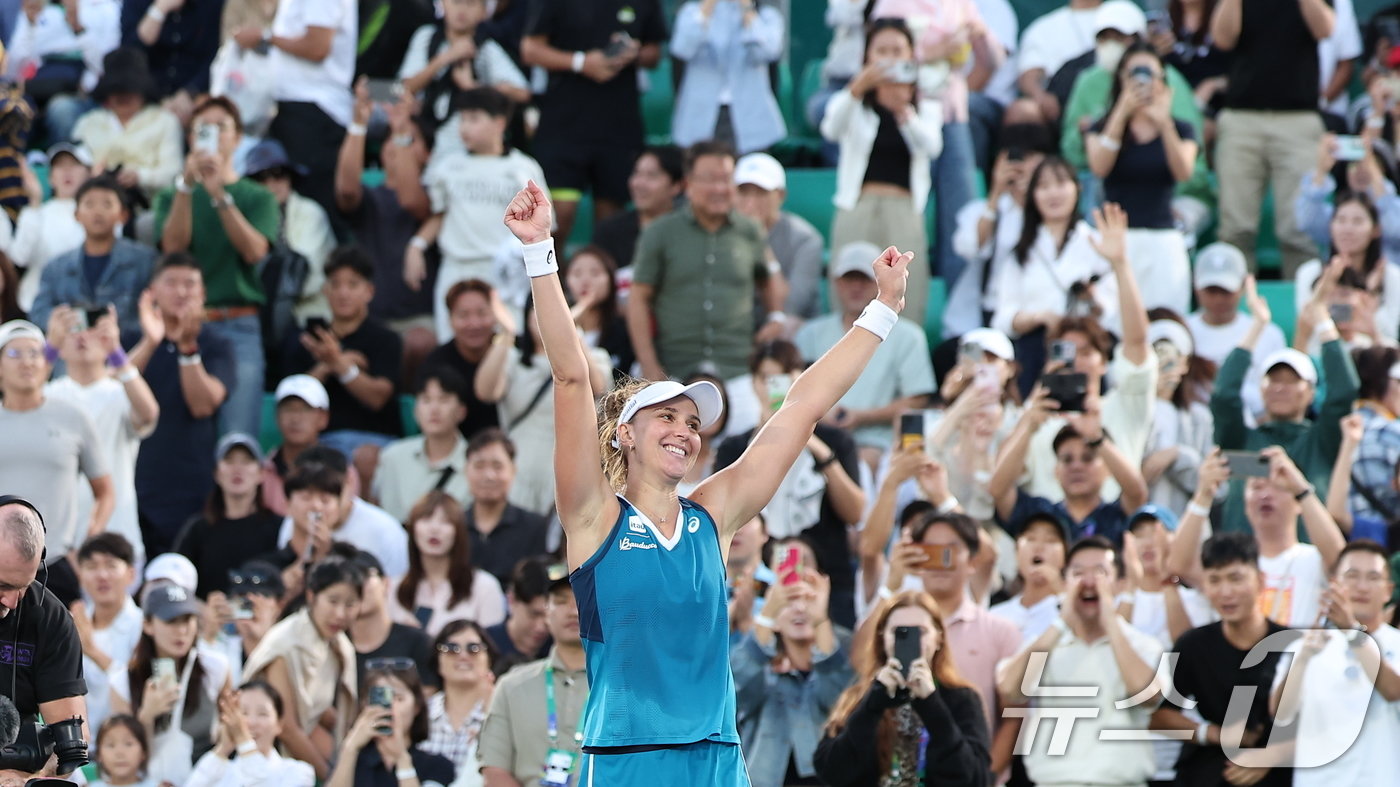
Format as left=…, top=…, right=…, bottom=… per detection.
left=997, top=535, right=1164, bottom=787
left=0, top=320, right=113, bottom=606
left=478, top=563, right=588, bottom=787
left=341, top=545, right=437, bottom=691
left=153, top=96, right=281, bottom=437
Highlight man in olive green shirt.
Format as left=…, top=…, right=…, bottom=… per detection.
left=627, top=141, right=787, bottom=383
left=153, top=96, right=280, bottom=437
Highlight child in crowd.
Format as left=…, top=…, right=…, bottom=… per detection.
left=73, top=533, right=145, bottom=738
left=408, top=87, right=547, bottom=341
left=10, top=143, right=91, bottom=309
left=86, top=714, right=162, bottom=787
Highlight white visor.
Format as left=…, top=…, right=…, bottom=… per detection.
left=615, top=380, right=725, bottom=441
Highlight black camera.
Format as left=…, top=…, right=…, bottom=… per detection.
left=0, top=717, right=88, bottom=775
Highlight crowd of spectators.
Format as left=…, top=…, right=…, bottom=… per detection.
left=0, top=0, right=1397, bottom=785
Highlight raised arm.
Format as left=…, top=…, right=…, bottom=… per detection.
left=1165, top=449, right=1226, bottom=584
left=1325, top=414, right=1363, bottom=533
left=503, top=182, right=618, bottom=549
left=1265, top=446, right=1345, bottom=569
left=1210, top=0, right=1243, bottom=50
left=692, top=247, right=911, bottom=537
left=1090, top=204, right=1148, bottom=364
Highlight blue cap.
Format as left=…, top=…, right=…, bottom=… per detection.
left=1129, top=503, right=1180, bottom=532
left=243, top=139, right=307, bottom=179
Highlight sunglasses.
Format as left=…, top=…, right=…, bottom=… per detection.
left=436, top=641, right=486, bottom=656
left=365, top=657, right=418, bottom=674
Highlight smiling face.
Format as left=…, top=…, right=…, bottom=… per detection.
left=145, top=614, right=198, bottom=659
left=449, top=289, right=495, bottom=352
left=1032, top=164, right=1078, bottom=224
left=1064, top=545, right=1116, bottom=621
left=1260, top=365, right=1313, bottom=421
left=1202, top=560, right=1262, bottom=624
left=413, top=506, right=458, bottom=558
left=685, top=154, right=737, bottom=224
left=619, top=397, right=703, bottom=482
left=437, top=626, right=492, bottom=688
left=629, top=152, right=682, bottom=215
left=1335, top=550, right=1393, bottom=622
left=239, top=686, right=281, bottom=750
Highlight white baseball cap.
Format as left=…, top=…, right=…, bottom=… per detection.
left=275, top=374, right=330, bottom=410
left=0, top=320, right=44, bottom=350
left=615, top=380, right=725, bottom=441
left=830, top=242, right=881, bottom=280
left=1194, top=243, right=1248, bottom=292
left=1095, top=1, right=1146, bottom=36
left=734, top=152, right=786, bottom=191
left=960, top=328, right=1015, bottom=362
left=1148, top=320, right=1195, bottom=357
left=1261, top=348, right=1318, bottom=385
left=144, top=552, right=198, bottom=596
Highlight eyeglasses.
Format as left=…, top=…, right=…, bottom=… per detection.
left=2, top=348, right=43, bottom=360
left=1339, top=570, right=1387, bottom=585
left=365, top=657, right=418, bottom=674
left=437, top=642, right=486, bottom=656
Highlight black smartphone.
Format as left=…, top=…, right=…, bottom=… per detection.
left=1329, top=303, right=1354, bottom=323
left=1049, top=340, right=1077, bottom=365
left=1042, top=372, right=1088, bottom=412
left=413, top=606, right=433, bottom=628
left=369, top=684, right=394, bottom=735
left=305, top=317, right=330, bottom=335
left=1223, top=450, right=1271, bottom=478
left=366, top=78, right=401, bottom=104
left=893, top=625, right=922, bottom=678
left=899, top=412, right=924, bottom=450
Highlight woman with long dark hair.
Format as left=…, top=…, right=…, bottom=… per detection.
left=1153, top=0, right=1228, bottom=115
left=565, top=245, right=634, bottom=381
left=991, top=156, right=1122, bottom=393
left=390, top=491, right=506, bottom=635
left=187, top=680, right=316, bottom=786
left=1295, top=190, right=1400, bottom=344
left=420, top=620, right=498, bottom=781
left=174, top=434, right=283, bottom=600
left=109, top=584, right=234, bottom=785
left=1086, top=42, right=1198, bottom=315
left=326, top=665, right=455, bottom=787
left=475, top=294, right=610, bottom=513
left=822, top=17, right=941, bottom=325
left=813, top=590, right=990, bottom=786
left=1142, top=308, right=1218, bottom=512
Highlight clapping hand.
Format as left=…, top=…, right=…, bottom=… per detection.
left=1243, top=275, right=1271, bottom=326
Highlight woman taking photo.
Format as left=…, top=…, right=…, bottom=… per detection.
left=174, top=433, right=284, bottom=600
left=822, top=17, right=941, bottom=325
left=1141, top=310, right=1216, bottom=512
left=502, top=179, right=910, bottom=785
left=731, top=545, right=853, bottom=787
left=109, top=585, right=234, bottom=785
left=1295, top=190, right=1400, bottom=344
left=187, top=681, right=317, bottom=786
left=1297, top=130, right=1400, bottom=265
left=327, top=665, right=456, bottom=787
left=390, top=491, right=507, bottom=636
left=1086, top=42, right=1198, bottom=315
left=564, top=246, right=634, bottom=382
left=813, top=590, right=990, bottom=787
left=420, top=621, right=497, bottom=782
left=991, top=156, right=1121, bottom=394
left=241, top=556, right=362, bottom=780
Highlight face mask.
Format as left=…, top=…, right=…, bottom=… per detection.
left=1096, top=39, right=1126, bottom=71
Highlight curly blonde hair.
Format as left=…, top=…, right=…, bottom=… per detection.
left=597, top=376, right=653, bottom=491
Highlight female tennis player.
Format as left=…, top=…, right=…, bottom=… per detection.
left=503, top=179, right=910, bottom=786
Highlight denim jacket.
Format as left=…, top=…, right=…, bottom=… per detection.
left=732, top=627, right=853, bottom=787
left=29, top=238, right=158, bottom=348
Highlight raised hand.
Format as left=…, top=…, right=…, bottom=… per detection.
left=352, top=76, right=373, bottom=126
left=872, top=246, right=912, bottom=312
left=1340, top=412, right=1365, bottom=446
left=1194, top=447, right=1229, bottom=501
left=503, top=180, right=553, bottom=245
left=1088, top=202, right=1129, bottom=266
left=1261, top=445, right=1309, bottom=497
left=1243, top=275, right=1271, bottom=326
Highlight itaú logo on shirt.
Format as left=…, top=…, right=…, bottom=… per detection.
left=618, top=537, right=657, bottom=551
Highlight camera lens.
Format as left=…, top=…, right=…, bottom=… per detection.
left=48, top=718, right=88, bottom=775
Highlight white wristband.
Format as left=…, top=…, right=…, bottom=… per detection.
left=935, top=496, right=959, bottom=514
left=753, top=614, right=775, bottom=629
left=522, top=237, right=559, bottom=278
left=395, top=767, right=418, bottom=781
left=236, top=739, right=257, bottom=755
left=1186, top=501, right=1210, bottom=520
left=347, top=122, right=368, bottom=137
left=1097, top=134, right=1121, bottom=151
left=339, top=364, right=361, bottom=385
left=409, top=236, right=429, bottom=251
left=571, top=51, right=586, bottom=73
left=853, top=299, right=898, bottom=341
left=116, top=367, right=138, bottom=383
left=146, top=5, right=166, bottom=22
left=877, top=585, right=894, bottom=600
left=1196, top=721, right=1211, bottom=745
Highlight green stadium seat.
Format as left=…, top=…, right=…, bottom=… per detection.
left=925, top=277, right=946, bottom=349
left=797, top=58, right=826, bottom=136
left=644, top=58, right=675, bottom=144
left=1253, top=280, right=1296, bottom=345
left=260, top=392, right=420, bottom=453
left=783, top=169, right=837, bottom=244
left=400, top=394, right=420, bottom=437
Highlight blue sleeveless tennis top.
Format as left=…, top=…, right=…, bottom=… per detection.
left=570, top=495, right=740, bottom=748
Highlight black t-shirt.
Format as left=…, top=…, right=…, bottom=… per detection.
left=468, top=504, right=549, bottom=586
left=346, top=186, right=436, bottom=322
left=713, top=423, right=861, bottom=596
left=1164, top=621, right=1293, bottom=786
left=287, top=317, right=403, bottom=437
left=0, top=583, right=85, bottom=720
left=173, top=511, right=286, bottom=599
left=1048, top=50, right=1095, bottom=111
left=593, top=209, right=642, bottom=269
left=524, top=0, right=668, bottom=146
left=355, top=0, right=436, bottom=78
left=356, top=622, right=440, bottom=690
left=1225, top=0, right=1327, bottom=111
left=1165, top=28, right=1231, bottom=91
left=135, top=333, right=237, bottom=546
left=861, top=106, right=912, bottom=190
left=1088, top=117, right=1196, bottom=229
left=484, top=620, right=550, bottom=677
left=353, top=743, right=455, bottom=786
left=421, top=342, right=500, bottom=440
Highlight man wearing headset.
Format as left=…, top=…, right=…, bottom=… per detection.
left=0, top=498, right=87, bottom=734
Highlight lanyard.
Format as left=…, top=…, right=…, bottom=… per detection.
left=543, top=665, right=586, bottom=747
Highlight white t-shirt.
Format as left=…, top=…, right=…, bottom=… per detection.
left=989, top=592, right=1059, bottom=645
left=270, top=0, right=357, bottom=126
left=1128, top=586, right=1217, bottom=648
left=1318, top=0, right=1362, bottom=116
left=1272, top=623, right=1400, bottom=786
left=1258, top=543, right=1327, bottom=627
left=83, top=597, right=144, bottom=738
left=1186, top=310, right=1286, bottom=422
left=277, top=498, right=410, bottom=580
left=10, top=199, right=81, bottom=310
left=47, top=376, right=153, bottom=565
left=425, top=148, right=547, bottom=266
left=1018, top=2, right=1135, bottom=80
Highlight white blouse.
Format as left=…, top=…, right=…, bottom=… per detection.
left=186, top=746, right=317, bottom=787
left=990, top=220, right=1120, bottom=339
